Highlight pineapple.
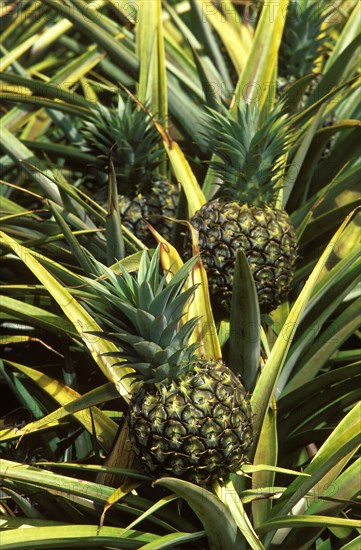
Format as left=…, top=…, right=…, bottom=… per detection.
left=88, top=247, right=253, bottom=485
left=96, top=177, right=179, bottom=245
left=81, top=96, right=179, bottom=245
left=185, top=103, right=298, bottom=314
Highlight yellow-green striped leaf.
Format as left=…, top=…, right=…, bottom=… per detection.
left=232, top=0, right=290, bottom=112
left=0, top=231, right=134, bottom=400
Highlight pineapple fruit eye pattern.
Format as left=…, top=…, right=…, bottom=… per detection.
left=189, top=202, right=298, bottom=314
left=89, top=248, right=253, bottom=486
left=128, top=359, right=253, bottom=485
left=99, top=177, right=179, bottom=246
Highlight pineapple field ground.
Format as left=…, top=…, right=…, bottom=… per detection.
left=0, top=1, right=360, bottom=549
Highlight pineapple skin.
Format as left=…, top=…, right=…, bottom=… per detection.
left=189, top=200, right=298, bottom=314
left=128, top=359, right=253, bottom=485
left=118, top=179, right=179, bottom=245
left=94, top=178, right=179, bottom=246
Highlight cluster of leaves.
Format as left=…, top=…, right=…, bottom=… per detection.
left=0, top=1, right=360, bottom=549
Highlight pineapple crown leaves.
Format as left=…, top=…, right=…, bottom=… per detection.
left=203, top=102, right=291, bottom=207
left=279, top=0, right=332, bottom=80
left=85, top=247, right=201, bottom=384
left=80, top=95, right=163, bottom=195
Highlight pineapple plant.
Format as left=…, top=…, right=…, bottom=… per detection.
left=186, top=103, right=298, bottom=314
left=88, top=247, right=253, bottom=485
left=1, top=0, right=360, bottom=548
left=278, top=1, right=337, bottom=159
left=81, top=96, right=179, bottom=245
left=278, top=0, right=330, bottom=85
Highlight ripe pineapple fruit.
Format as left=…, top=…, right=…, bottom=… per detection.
left=186, top=103, right=298, bottom=314
left=89, top=247, right=253, bottom=485
left=81, top=96, right=179, bottom=245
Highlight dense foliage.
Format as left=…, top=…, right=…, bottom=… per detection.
left=0, top=1, right=360, bottom=549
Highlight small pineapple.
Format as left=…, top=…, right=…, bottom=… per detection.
left=186, top=103, right=298, bottom=314
left=81, top=96, right=179, bottom=245
left=89, top=247, right=253, bottom=485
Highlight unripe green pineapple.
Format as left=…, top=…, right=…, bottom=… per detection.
left=95, top=177, right=179, bottom=245
left=81, top=96, right=179, bottom=245
left=129, top=357, right=252, bottom=484
left=88, top=247, right=253, bottom=485
left=186, top=103, right=298, bottom=314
